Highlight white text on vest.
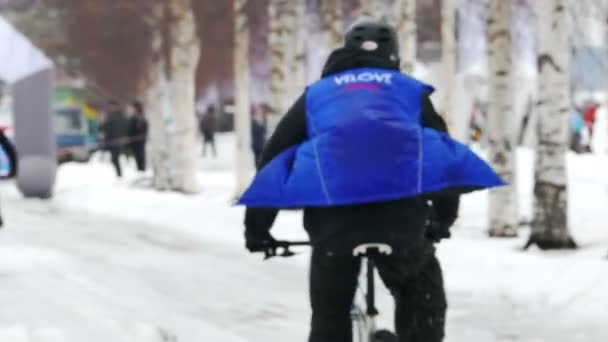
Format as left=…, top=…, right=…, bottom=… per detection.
left=334, top=72, right=393, bottom=86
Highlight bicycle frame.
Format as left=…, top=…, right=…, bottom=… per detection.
left=351, top=255, right=380, bottom=342
left=263, top=241, right=393, bottom=342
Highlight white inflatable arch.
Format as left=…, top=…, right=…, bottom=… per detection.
left=0, top=16, right=56, bottom=197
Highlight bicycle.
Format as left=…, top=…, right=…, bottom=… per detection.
left=262, top=241, right=398, bottom=342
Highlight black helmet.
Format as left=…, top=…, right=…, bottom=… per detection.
left=344, top=20, right=400, bottom=63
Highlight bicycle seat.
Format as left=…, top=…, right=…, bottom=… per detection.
left=353, top=243, right=393, bottom=257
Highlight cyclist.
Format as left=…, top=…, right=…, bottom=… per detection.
left=240, top=20, right=503, bottom=342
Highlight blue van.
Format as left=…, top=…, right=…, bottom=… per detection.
left=55, top=105, right=94, bottom=163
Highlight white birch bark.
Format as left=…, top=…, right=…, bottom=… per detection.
left=234, top=0, right=253, bottom=194
left=526, top=0, right=576, bottom=250
left=394, top=0, right=416, bottom=74
left=168, top=0, right=200, bottom=194
left=282, top=0, right=300, bottom=103
left=441, top=0, right=457, bottom=135
left=147, top=72, right=174, bottom=191
left=360, top=0, right=383, bottom=20
left=141, top=0, right=200, bottom=193
left=487, top=0, right=518, bottom=237
left=143, top=1, right=173, bottom=191
left=291, top=0, right=307, bottom=100
left=606, top=1, right=608, bottom=155
left=321, top=0, right=343, bottom=50
left=267, top=0, right=288, bottom=134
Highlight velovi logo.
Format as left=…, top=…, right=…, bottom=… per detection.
left=334, top=72, right=393, bottom=86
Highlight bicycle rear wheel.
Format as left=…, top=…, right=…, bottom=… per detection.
left=351, top=305, right=371, bottom=342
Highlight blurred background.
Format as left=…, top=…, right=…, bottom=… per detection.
left=0, top=0, right=606, bottom=341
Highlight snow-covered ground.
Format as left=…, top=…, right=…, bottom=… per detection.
left=0, top=134, right=607, bottom=342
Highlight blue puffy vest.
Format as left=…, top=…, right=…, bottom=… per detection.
left=238, top=67, right=504, bottom=208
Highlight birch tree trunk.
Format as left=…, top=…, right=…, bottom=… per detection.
left=291, top=0, right=307, bottom=100
left=394, top=0, right=416, bottom=74
left=321, top=0, right=343, bottom=50
left=282, top=0, right=303, bottom=103
left=360, top=0, right=383, bottom=19
left=487, top=0, right=518, bottom=238
left=146, top=70, right=173, bottom=191
left=234, top=0, right=253, bottom=194
left=441, top=0, right=457, bottom=134
left=526, top=0, right=576, bottom=250
left=168, top=0, right=200, bottom=194
left=141, top=0, right=200, bottom=193
left=143, top=1, right=173, bottom=191
left=606, top=6, right=608, bottom=156
left=267, top=0, right=288, bottom=134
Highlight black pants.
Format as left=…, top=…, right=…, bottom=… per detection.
left=203, top=133, right=217, bottom=157
left=109, top=147, right=122, bottom=178
left=309, top=243, right=446, bottom=342
left=252, top=147, right=263, bottom=168
left=131, top=142, right=146, bottom=171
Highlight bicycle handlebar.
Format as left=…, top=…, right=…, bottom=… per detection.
left=276, top=241, right=312, bottom=247
left=261, top=240, right=311, bottom=259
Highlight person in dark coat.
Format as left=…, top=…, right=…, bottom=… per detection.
left=200, top=105, right=217, bottom=157
left=0, top=128, right=17, bottom=228
left=127, top=101, right=149, bottom=172
left=243, top=21, right=460, bottom=342
left=102, top=101, right=129, bottom=178
left=251, top=104, right=267, bottom=167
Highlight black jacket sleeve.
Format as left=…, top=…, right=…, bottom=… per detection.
left=419, top=94, right=460, bottom=227
left=142, top=119, right=149, bottom=141
left=420, top=95, right=448, bottom=132
left=244, top=94, right=308, bottom=235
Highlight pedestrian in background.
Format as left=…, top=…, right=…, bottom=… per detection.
left=200, top=105, right=217, bottom=158
left=102, top=101, right=129, bottom=178
left=570, top=106, right=585, bottom=153
left=582, top=102, right=599, bottom=152
left=127, top=101, right=149, bottom=172
left=251, top=104, right=267, bottom=167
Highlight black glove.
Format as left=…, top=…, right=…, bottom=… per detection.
left=244, top=230, right=277, bottom=253
left=425, top=206, right=456, bottom=243
left=425, top=218, right=451, bottom=243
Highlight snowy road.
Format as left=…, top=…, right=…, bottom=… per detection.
left=0, top=136, right=606, bottom=341
left=0, top=196, right=308, bottom=342
left=1, top=191, right=606, bottom=342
